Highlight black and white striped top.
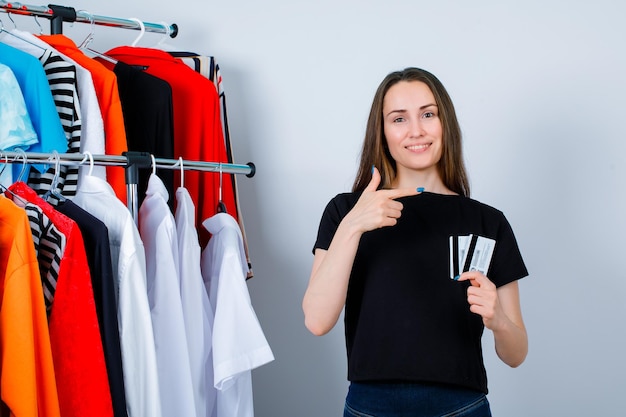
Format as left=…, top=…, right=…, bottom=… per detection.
left=27, top=49, right=82, bottom=203
left=24, top=201, right=66, bottom=313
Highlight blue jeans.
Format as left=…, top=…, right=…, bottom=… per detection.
left=343, top=382, right=492, bottom=417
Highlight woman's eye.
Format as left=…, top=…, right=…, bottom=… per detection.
left=423, top=112, right=435, bottom=118
left=393, top=117, right=405, bottom=123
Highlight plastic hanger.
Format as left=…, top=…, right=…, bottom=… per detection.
left=129, top=17, right=145, bottom=47
left=216, top=162, right=227, bottom=213
left=77, top=10, right=96, bottom=49
left=0, top=15, right=45, bottom=51
left=43, top=151, right=66, bottom=202
left=152, top=20, right=175, bottom=50
left=172, top=156, right=185, bottom=188
left=14, top=148, right=29, bottom=182
left=5, top=10, right=17, bottom=30
left=33, top=15, right=43, bottom=35
left=150, top=154, right=157, bottom=176
left=0, top=152, right=28, bottom=205
left=80, top=151, right=95, bottom=177
left=77, top=11, right=118, bottom=65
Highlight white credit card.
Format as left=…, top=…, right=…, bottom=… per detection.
left=449, top=234, right=495, bottom=280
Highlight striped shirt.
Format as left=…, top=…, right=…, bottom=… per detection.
left=27, top=49, right=82, bottom=202
left=21, top=201, right=66, bottom=313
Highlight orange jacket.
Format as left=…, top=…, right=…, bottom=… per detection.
left=0, top=197, right=60, bottom=417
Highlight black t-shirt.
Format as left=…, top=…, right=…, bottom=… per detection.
left=313, top=192, right=529, bottom=393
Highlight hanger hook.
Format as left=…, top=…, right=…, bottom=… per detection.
left=178, top=157, right=184, bottom=188
left=80, top=151, right=94, bottom=177
left=0, top=152, right=9, bottom=182
left=77, top=10, right=95, bottom=48
left=7, top=12, right=17, bottom=30
left=218, top=162, right=223, bottom=203
left=154, top=20, right=170, bottom=47
left=15, top=148, right=28, bottom=181
left=51, top=150, right=61, bottom=188
left=150, top=154, right=156, bottom=175
left=129, top=17, right=145, bottom=47
left=33, top=15, right=43, bottom=35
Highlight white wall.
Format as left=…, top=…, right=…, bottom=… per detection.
left=7, top=0, right=626, bottom=415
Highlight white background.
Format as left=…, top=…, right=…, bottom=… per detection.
left=4, top=0, right=626, bottom=415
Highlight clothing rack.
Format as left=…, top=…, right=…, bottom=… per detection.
left=1, top=150, right=255, bottom=222
left=0, top=1, right=178, bottom=37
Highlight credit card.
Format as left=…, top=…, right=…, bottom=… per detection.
left=449, top=234, right=495, bottom=279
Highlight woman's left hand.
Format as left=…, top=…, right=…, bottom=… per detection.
left=457, top=271, right=503, bottom=331
left=457, top=271, right=528, bottom=367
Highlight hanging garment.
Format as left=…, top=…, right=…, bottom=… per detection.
left=0, top=196, right=61, bottom=417
left=11, top=199, right=67, bottom=313
left=72, top=174, right=162, bottom=417
left=56, top=200, right=128, bottom=417
left=0, top=62, right=37, bottom=185
left=7, top=182, right=114, bottom=417
left=175, top=187, right=216, bottom=417
left=102, top=60, right=175, bottom=210
left=105, top=46, right=237, bottom=246
left=0, top=42, right=67, bottom=182
left=201, top=213, right=274, bottom=417
left=139, top=174, right=196, bottom=417
left=168, top=51, right=253, bottom=276
left=25, top=49, right=82, bottom=200
left=1, top=29, right=107, bottom=181
left=38, top=34, right=128, bottom=204
left=1, top=29, right=83, bottom=198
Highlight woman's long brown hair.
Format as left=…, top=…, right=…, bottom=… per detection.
left=352, top=68, right=470, bottom=197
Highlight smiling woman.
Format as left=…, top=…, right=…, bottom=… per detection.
left=382, top=81, right=444, bottom=188
left=303, top=67, right=529, bottom=417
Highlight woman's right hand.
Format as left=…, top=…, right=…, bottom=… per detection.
left=303, top=167, right=420, bottom=336
left=344, top=167, right=420, bottom=233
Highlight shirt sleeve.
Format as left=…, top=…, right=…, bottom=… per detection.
left=488, top=211, right=529, bottom=287
left=313, top=193, right=358, bottom=253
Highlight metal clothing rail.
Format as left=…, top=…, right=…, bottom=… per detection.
left=0, top=1, right=178, bottom=37
left=0, top=150, right=256, bottom=222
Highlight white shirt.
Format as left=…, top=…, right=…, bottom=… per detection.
left=175, top=187, right=216, bottom=417
left=201, top=213, right=274, bottom=417
left=139, top=174, right=196, bottom=417
left=72, top=174, right=161, bottom=417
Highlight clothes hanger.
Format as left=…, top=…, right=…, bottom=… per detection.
left=216, top=162, right=227, bottom=213
left=172, top=156, right=184, bottom=188
left=0, top=151, right=29, bottom=205
left=77, top=11, right=118, bottom=65
left=129, top=17, right=145, bottom=47
left=33, top=15, right=43, bottom=35
left=152, top=20, right=175, bottom=50
left=80, top=151, right=95, bottom=177
left=14, top=148, right=29, bottom=182
left=5, top=10, right=17, bottom=30
left=0, top=13, right=46, bottom=51
left=42, top=151, right=66, bottom=202
left=77, top=10, right=96, bottom=49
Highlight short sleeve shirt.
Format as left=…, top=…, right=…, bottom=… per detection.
left=314, top=192, right=529, bottom=393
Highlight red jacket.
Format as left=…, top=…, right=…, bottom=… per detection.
left=8, top=182, right=113, bottom=417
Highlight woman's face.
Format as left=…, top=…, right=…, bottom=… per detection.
left=382, top=81, right=443, bottom=179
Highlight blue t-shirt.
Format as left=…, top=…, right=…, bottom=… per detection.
left=0, top=42, right=67, bottom=179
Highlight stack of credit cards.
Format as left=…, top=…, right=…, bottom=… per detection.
left=449, top=235, right=495, bottom=280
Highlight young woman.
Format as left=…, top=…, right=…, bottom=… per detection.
left=303, top=67, right=528, bottom=417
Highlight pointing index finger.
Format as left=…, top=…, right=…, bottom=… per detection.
left=380, top=187, right=422, bottom=200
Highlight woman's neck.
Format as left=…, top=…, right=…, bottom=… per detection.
left=391, top=169, right=456, bottom=195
